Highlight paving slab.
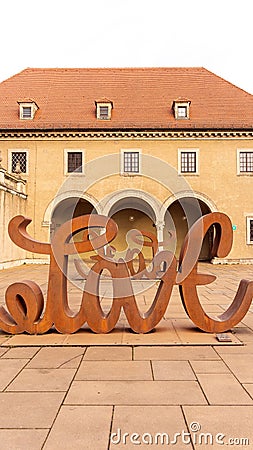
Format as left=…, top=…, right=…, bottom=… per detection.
left=219, top=354, right=253, bottom=383
left=1, top=347, right=40, bottom=359
left=232, top=326, right=253, bottom=343
left=196, top=373, right=253, bottom=405
left=5, top=334, right=68, bottom=346
left=65, top=380, right=207, bottom=405
left=214, top=342, right=253, bottom=354
left=171, top=319, right=240, bottom=345
left=134, top=346, right=220, bottom=360
left=0, top=429, right=48, bottom=450
left=0, top=336, right=11, bottom=346
left=62, top=329, right=125, bottom=345
left=243, top=384, right=253, bottom=399
left=0, top=347, right=9, bottom=357
left=6, top=368, right=76, bottom=392
left=121, top=321, right=181, bottom=345
left=75, top=361, right=152, bottom=380
left=0, top=392, right=64, bottom=428
left=152, top=360, right=196, bottom=380
left=110, top=406, right=193, bottom=449
left=84, top=346, right=132, bottom=360
left=183, top=406, right=253, bottom=449
left=0, top=358, right=29, bottom=391
left=190, top=360, right=230, bottom=374
left=44, top=406, right=112, bottom=450
left=26, top=347, right=85, bottom=369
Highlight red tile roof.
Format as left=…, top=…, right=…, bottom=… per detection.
left=0, top=67, right=253, bottom=130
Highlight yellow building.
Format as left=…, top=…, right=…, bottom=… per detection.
left=0, top=67, right=253, bottom=266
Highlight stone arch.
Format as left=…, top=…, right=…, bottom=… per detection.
left=162, top=191, right=217, bottom=261
left=102, top=189, right=162, bottom=224
left=42, top=191, right=102, bottom=227
left=101, top=189, right=162, bottom=259
left=161, top=190, right=217, bottom=220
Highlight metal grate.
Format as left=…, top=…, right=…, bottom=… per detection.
left=181, top=152, right=196, bottom=173
left=123, top=152, right=139, bottom=173
left=239, top=152, right=253, bottom=172
left=67, top=152, right=82, bottom=173
left=11, top=152, right=27, bottom=173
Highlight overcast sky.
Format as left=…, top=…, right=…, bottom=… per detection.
left=1, top=0, right=253, bottom=94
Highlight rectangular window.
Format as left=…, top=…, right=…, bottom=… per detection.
left=11, top=151, right=27, bottom=173
left=239, top=152, right=253, bottom=173
left=22, top=106, right=32, bottom=119
left=123, top=152, right=140, bottom=173
left=67, top=152, right=82, bottom=173
left=177, top=106, right=187, bottom=118
left=99, top=106, right=109, bottom=119
left=181, top=151, right=197, bottom=173
left=247, top=217, right=253, bottom=244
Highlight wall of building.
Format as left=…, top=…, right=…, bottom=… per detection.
left=0, top=165, right=27, bottom=268
left=1, top=134, right=253, bottom=264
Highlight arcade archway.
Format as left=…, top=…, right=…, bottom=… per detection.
left=50, top=197, right=97, bottom=237
left=165, top=197, right=213, bottom=260
left=108, top=197, right=157, bottom=260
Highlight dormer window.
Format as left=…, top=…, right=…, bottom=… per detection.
left=18, top=100, right=39, bottom=120
left=173, top=99, right=191, bottom=120
left=95, top=99, right=113, bottom=120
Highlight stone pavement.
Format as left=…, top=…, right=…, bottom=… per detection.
left=0, top=264, right=252, bottom=449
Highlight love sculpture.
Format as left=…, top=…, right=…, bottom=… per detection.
left=0, top=212, right=252, bottom=335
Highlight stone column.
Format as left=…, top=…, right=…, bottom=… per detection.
left=155, top=221, right=165, bottom=251
left=0, top=152, right=5, bottom=184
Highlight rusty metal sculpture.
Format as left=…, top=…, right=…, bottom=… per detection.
left=0, top=212, right=252, bottom=334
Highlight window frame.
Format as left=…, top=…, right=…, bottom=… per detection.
left=98, top=105, right=109, bottom=119
left=96, top=102, right=113, bottom=120
left=178, top=148, right=199, bottom=175
left=173, top=101, right=191, bottom=120
left=21, top=106, right=32, bottom=119
left=120, top=149, right=141, bottom=175
left=177, top=106, right=187, bottom=118
left=237, top=149, right=253, bottom=175
left=8, top=149, right=29, bottom=175
left=64, top=149, right=85, bottom=175
left=246, top=217, right=253, bottom=244
left=18, top=101, right=38, bottom=120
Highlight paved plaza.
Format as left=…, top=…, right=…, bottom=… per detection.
left=0, top=263, right=252, bottom=448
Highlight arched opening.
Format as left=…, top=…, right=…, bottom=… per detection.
left=108, top=197, right=156, bottom=260
left=165, top=197, right=213, bottom=261
left=50, top=197, right=99, bottom=269
left=50, top=197, right=97, bottom=237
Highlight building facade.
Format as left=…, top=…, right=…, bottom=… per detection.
left=0, top=67, right=253, bottom=266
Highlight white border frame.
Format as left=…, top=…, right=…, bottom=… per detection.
left=120, top=149, right=142, bottom=175
left=64, top=149, right=85, bottom=175
left=178, top=148, right=199, bottom=175
left=8, top=149, right=29, bottom=175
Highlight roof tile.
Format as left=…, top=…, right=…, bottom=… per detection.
left=0, top=67, right=252, bottom=130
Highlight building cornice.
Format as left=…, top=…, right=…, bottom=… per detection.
left=0, top=129, right=253, bottom=140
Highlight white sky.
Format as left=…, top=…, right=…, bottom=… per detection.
left=1, top=0, right=253, bottom=93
